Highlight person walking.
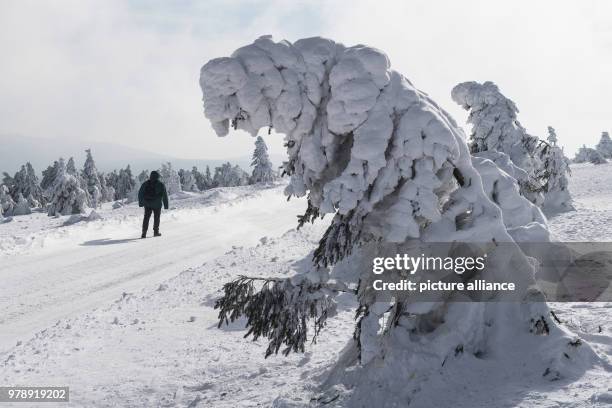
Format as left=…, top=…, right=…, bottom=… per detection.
left=138, top=170, right=169, bottom=238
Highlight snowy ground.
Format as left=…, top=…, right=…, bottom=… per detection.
left=1, top=167, right=612, bottom=407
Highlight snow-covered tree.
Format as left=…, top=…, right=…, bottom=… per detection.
left=574, top=145, right=607, bottom=164
left=81, top=149, right=103, bottom=207
left=97, top=172, right=114, bottom=203
left=547, top=126, right=558, bottom=145
left=451, top=81, right=545, bottom=205
left=66, top=157, right=78, bottom=176
left=205, top=166, right=212, bottom=187
left=160, top=162, right=181, bottom=195
left=66, top=156, right=92, bottom=205
left=595, top=131, right=612, bottom=158
left=8, top=166, right=26, bottom=200
left=213, top=162, right=249, bottom=187
left=41, top=161, right=59, bottom=191
left=47, top=159, right=88, bottom=216
left=12, top=193, right=31, bottom=216
left=200, top=37, right=591, bottom=404
left=24, top=163, right=44, bottom=207
left=0, top=184, right=16, bottom=217
left=114, top=165, right=136, bottom=200
left=192, top=166, right=211, bottom=191
left=4, top=163, right=44, bottom=207
left=1, top=172, right=13, bottom=189
left=250, top=135, right=275, bottom=183
left=538, top=127, right=573, bottom=212
left=179, top=169, right=199, bottom=192
left=137, top=170, right=148, bottom=185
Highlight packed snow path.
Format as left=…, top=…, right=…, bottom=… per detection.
left=0, top=185, right=305, bottom=352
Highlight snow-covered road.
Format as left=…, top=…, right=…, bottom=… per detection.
left=0, top=186, right=305, bottom=353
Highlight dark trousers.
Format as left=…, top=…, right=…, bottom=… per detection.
left=142, top=207, right=161, bottom=233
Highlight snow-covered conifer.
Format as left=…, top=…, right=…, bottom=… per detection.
left=250, top=136, right=275, bottom=183
left=537, top=127, right=574, bottom=212
left=12, top=193, right=31, bottom=216
left=41, top=161, right=59, bottom=191
left=179, top=169, right=199, bottom=192
left=47, top=159, right=88, bottom=216
left=81, top=149, right=103, bottom=207
left=137, top=170, right=148, bottom=185
left=595, top=131, right=612, bottom=158
left=205, top=166, right=212, bottom=186
left=66, top=157, right=78, bottom=175
left=4, top=163, right=43, bottom=207
left=97, top=172, right=114, bottom=203
left=1, top=172, right=13, bottom=189
left=213, top=162, right=249, bottom=187
left=8, top=165, right=27, bottom=201
left=547, top=126, right=558, bottom=145
left=451, top=81, right=545, bottom=205
left=160, top=162, right=181, bottom=194
left=191, top=167, right=206, bottom=191
left=105, top=170, right=119, bottom=199
left=0, top=184, right=16, bottom=217
left=114, top=165, right=136, bottom=200
left=574, top=145, right=607, bottom=164
left=200, top=37, right=588, bottom=403
left=66, top=156, right=92, bottom=205
left=23, top=163, right=44, bottom=207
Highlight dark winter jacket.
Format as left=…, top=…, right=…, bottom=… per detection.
left=138, top=171, right=169, bottom=210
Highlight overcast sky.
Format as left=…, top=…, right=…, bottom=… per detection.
left=0, top=0, right=610, bottom=159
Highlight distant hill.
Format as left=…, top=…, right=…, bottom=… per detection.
left=0, top=134, right=282, bottom=176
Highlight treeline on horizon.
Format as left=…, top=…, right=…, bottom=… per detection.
left=0, top=136, right=276, bottom=218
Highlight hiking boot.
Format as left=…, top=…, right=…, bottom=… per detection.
left=154, top=231, right=162, bottom=237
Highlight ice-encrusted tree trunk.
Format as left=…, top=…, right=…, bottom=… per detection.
left=595, top=131, right=612, bottom=158
left=160, top=162, right=181, bottom=195
left=47, top=159, right=88, bottom=216
left=82, top=149, right=103, bottom=207
left=250, top=135, right=275, bottom=183
left=451, top=81, right=545, bottom=205
left=538, top=127, right=573, bottom=213
left=200, top=36, right=594, bottom=405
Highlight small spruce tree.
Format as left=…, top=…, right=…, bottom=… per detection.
left=250, top=136, right=275, bottom=183
left=12, top=193, right=31, bottom=216
left=595, top=131, right=612, bottom=158
left=539, top=127, right=573, bottom=212
left=47, top=159, right=88, bottom=216
left=160, top=162, right=182, bottom=194
left=452, top=81, right=545, bottom=205
left=82, top=149, right=103, bottom=207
